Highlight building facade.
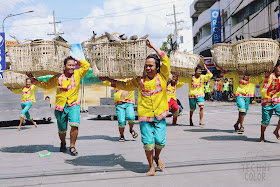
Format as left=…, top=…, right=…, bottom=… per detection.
left=190, top=0, right=279, bottom=57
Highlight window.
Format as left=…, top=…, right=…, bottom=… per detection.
left=180, top=36, right=184, bottom=43
left=232, top=0, right=275, bottom=26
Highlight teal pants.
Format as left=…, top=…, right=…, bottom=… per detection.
left=236, top=96, right=250, bottom=115
left=116, top=103, right=135, bottom=127
left=140, top=116, right=166, bottom=151
left=261, top=103, right=280, bottom=127
left=20, top=102, right=32, bottom=119
left=189, top=97, right=205, bottom=112
left=55, top=103, right=80, bottom=134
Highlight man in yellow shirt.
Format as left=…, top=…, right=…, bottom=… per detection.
left=100, top=39, right=169, bottom=176
left=249, top=61, right=280, bottom=142
left=27, top=56, right=90, bottom=155
left=9, top=78, right=38, bottom=130
left=218, top=66, right=255, bottom=133
left=103, top=80, right=138, bottom=142
left=167, top=75, right=184, bottom=125
left=179, top=64, right=213, bottom=126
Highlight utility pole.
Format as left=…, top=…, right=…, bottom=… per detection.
left=167, top=4, right=184, bottom=50
left=48, top=10, right=64, bottom=37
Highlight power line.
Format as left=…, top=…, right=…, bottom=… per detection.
left=188, top=0, right=245, bottom=53
left=55, top=0, right=185, bottom=21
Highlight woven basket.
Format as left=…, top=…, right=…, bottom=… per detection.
left=3, top=70, right=27, bottom=89
left=7, top=40, right=71, bottom=77
left=234, top=38, right=280, bottom=74
left=210, top=43, right=236, bottom=71
left=82, top=39, right=152, bottom=78
left=170, top=51, right=203, bottom=76
left=211, top=38, right=280, bottom=74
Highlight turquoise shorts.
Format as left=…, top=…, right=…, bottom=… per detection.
left=236, top=96, right=250, bottom=114
left=261, top=103, right=280, bottom=127
left=54, top=103, right=80, bottom=134
left=20, top=102, right=32, bottom=120
left=140, top=116, right=166, bottom=151
left=116, top=103, right=135, bottom=127
left=189, top=97, right=205, bottom=112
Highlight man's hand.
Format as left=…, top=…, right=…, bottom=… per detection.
left=26, top=72, right=34, bottom=78
left=99, top=77, right=109, bottom=82
left=120, top=91, right=129, bottom=100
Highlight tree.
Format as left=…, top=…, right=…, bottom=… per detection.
left=160, top=34, right=172, bottom=57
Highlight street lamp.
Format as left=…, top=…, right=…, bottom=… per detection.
left=2, top=10, right=34, bottom=33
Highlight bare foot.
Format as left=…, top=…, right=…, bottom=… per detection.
left=146, top=166, right=155, bottom=176
left=34, top=122, right=38, bottom=128
left=16, top=127, right=21, bottom=130
left=260, top=136, right=265, bottom=142
left=190, top=121, right=194, bottom=126
left=154, top=158, right=165, bottom=170
left=273, top=131, right=280, bottom=140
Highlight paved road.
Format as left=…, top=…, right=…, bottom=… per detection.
left=0, top=101, right=280, bottom=186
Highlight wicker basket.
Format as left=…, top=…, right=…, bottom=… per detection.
left=7, top=40, right=71, bottom=77
left=233, top=38, right=280, bottom=74
left=170, top=51, right=203, bottom=76
left=210, top=43, right=236, bottom=71
left=82, top=39, right=152, bottom=78
left=211, top=38, right=280, bottom=74
left=3, top=70, right=27, bottom=89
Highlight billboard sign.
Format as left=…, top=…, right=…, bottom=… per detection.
left=211, top=9, right=222, bottom=44
left=0, top=33, right=5, bottom=79
left=204, top=57, right=215, bottom=67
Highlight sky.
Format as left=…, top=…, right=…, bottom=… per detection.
left=0, top=0, right=194, bottom=51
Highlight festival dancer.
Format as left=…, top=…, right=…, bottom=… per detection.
left=249, top=61, right=280, bottom=142
left=178, top=64, right=213, bottom=126
left=167, top=75, right=184, bottom=125
left=9, top=78, right=38, bottom=130
left=100, top=39, right=169, bottom=176
left=27, top=56, right=90, bottom=155
left=103, top=80, right=138, bottom=142
left=217, top=64, right=255, bottom=132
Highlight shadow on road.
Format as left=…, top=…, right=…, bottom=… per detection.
left=184, top=128, right=234, bottom=133
left=0, top=144, right=60, bottom=153
left=200, top=135, right=277, bottom=143
left=65, top=154, right=148, bottom=173
left=68, top=135, right=136, bottom=142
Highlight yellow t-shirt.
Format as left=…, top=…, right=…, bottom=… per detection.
left=114, top=53, right=170, bottom=122
left=103, top=80, right=135, bottom=105
left=11, top=85, right=37, bottom=103
left=250, top=72, right=280, bottom=105
left=167, top=82, right=184, bottom=102
left=179, top=71, right=213, bottom=98
left=36, top=60, right=90, bottom=111
left=223, top=71, right=255, bottom=97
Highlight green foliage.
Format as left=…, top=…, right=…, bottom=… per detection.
left=160, top=34, right=172, bottom=57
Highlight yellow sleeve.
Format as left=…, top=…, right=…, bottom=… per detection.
left=102, top=80, right=111, bottom=87
left=10, top=88, right=22, bottom=94
left=178, top=75, right=191, bottom=84
left=159, top=54, right=170, bottom=81
left=176, top=82, right=185, bottom=89
left=115, top=78, right=140, bottom=91
left=224, top=71, right=237, bottom=79
left=202, top=71, right=213, bottom=82
left=249, top=73, right=265, bottom=85
left=31, top=85, right=37, bottom=91
left=76, top=60, right=90, bottom=78
left=36, top=74, right=60, bottom=89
